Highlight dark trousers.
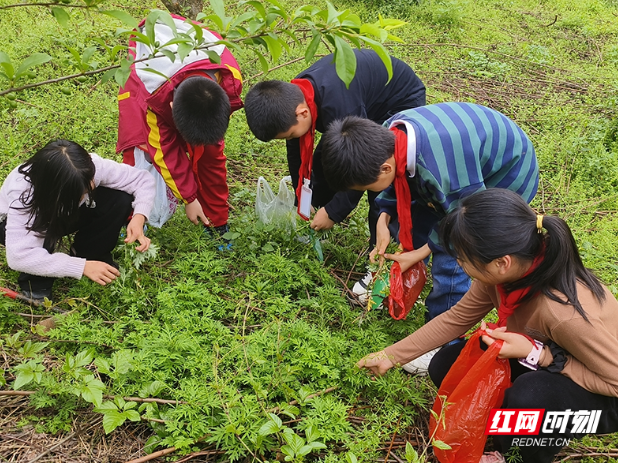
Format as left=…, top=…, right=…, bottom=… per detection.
left=0, top=187, right=133, bottom=293
left=428, top=341, right=618, bottom=463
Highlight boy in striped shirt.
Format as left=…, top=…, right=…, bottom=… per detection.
left=321, top=102, right=539, bottom=375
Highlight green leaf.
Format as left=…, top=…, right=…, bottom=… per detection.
left=253, top=50, right=269, bottom=73
left=309, top=229, right=324, bottom=262
left=13, top=370, right=34, bottom=390
left=15, top=53, right=52, bottom=80
left=305, top=441, right=327, bottom=450
left=51, top=7, right=71, bottom=28
left=305, top=30, right=321, bottom=63
left=361, top=38, right=393, bottom=83
left=177, top=42, right=193, bottom=62
left=258, top=420, right=280, bottom=436
left=94, top=357, right=111, bottom=375
left=114, top=59, right=133, bottom=87
left=94, top=401, right=119, bottom=413
left=74, top=348, right=95, bottom=368
left=325, top=1, right=342, bottom=24
left=360, top=23, right=387, bottom=42
left=100, top=10, right=139, bottom=28
left=244, top=1, right=267, bottom=19
left=432, top=439, right=452, bottom=450
left=80, top=375, right=105, bottom=406
left=187, top=21, right=204, bottom=43
left=139, top=380, right=166, bottom=398
left=346, top=452, right=358, bottom=463
left=281, top=445, right=295, bottom=460
left=102, top=410, right=127, bottom=434
left=405, top=442, right=420, bottom=463
left=205, top=50, right=221, bottom=64
left=283, top=432, right=305, bottom=453
left=209, top=0, right=226, bottom=19
left=263, top=34, right=282, bottom=62
left=0, top=51, right=11, bottom=65
left=199, top=13, right=223, bottom=31
left=124, top=409, right=141, bottom=421
left=160, top=49, right=177, bottom=63
left=305, top=425, right=320, bottom=443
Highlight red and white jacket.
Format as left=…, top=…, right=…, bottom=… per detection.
left=116, top=14, right=243, bottom=204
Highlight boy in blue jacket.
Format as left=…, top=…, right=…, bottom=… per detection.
left=244, top=50, right=426, bottom=297
left=321, top=102, right=539, bottom=374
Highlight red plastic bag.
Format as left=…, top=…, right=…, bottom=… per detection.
left=429, top=330, right=511, bottom=463
left=387, top=260, right=427, bottom=320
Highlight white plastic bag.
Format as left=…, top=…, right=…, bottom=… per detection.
left=256, top=176, right=296, bottom=230
left=133, top=147, right=178, bottom=228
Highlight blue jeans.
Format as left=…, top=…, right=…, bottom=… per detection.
left=388, top=203, right=471, bottom=322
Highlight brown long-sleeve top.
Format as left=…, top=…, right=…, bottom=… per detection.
left=384, top=280, right=618, bottom=397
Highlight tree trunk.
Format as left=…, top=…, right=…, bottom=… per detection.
left=161, top=0, right=204, bottom=20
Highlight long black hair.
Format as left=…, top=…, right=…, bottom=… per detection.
left=18, top=140, right=95, bottom=252
left=439, top=188, right=605, bottom=320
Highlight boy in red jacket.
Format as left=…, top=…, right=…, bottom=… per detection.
left=116, top=14, right=243, bottom=234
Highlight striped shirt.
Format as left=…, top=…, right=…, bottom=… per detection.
left=376, top=102, right=539, bottom=249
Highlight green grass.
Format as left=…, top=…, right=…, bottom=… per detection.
left=0, top=0, right=618, bottom=461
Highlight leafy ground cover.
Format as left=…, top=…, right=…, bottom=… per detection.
left=1, top=0, right=618, bottom=462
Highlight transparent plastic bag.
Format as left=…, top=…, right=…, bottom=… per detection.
left=133, top=147, right=178, bottom=228
left=256, top=176, right=297, bottom=231
left=430, top=330, right=512, bottom=463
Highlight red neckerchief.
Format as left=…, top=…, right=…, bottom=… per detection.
left=496, top=251, right=545, bottom=327
left=290, top=78, right=317, bottom=220
left=391, top=127, right=414, bottom=251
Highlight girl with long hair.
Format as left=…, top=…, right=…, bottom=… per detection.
left=0, top=140, right=155, bottom=300
left=357, top=188, right=618, bottom=462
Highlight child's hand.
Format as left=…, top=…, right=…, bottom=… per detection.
left=384, top=244, right=432, bottom=272
left=310, top=208, right=335, bottom=231
left=356, top=350, right=396, bottom=376
left=83, top=261, right=120, bottom=285
left=185, top=198, right=211, bottom=226
left=125, top=214, right=151, bottom=252
left=370, top=213, right=392, bottom=265
left=480, top=321, right=534, bottom=359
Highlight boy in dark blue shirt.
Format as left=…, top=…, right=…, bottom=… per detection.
left=244, top=49, right=426, bottom=297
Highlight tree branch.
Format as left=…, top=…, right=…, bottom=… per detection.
left=0, top=2, right=90, bottom=10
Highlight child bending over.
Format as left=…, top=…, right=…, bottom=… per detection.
left=0, top=140, right=155, bottom=301
left=358, top=188, right=618, bottom=463
left=321, top=103, right=539, bottom=374
left=244, top=49, right=426, bottom=298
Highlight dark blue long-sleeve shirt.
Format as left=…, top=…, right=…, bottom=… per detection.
left=286, top=49, right=426, bottom=222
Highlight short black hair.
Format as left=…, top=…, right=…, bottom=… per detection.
left=172, top=76, right=231, bottom=146
left=244, top=80, right=305, bottom=141
left=321, top=116, right=395, bottom=191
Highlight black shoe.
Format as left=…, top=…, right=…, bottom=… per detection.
left=203, top=224, right=233, bottom=251
left=20, top=287, right=53, bottom=303
left=203, top=224, right=229, bottom=237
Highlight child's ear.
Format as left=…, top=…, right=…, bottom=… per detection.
left=380, top=162, right=394, bottom=175
left=295, top=102, right=310, bottom=119
left=494, top=255, right=512, bottom=275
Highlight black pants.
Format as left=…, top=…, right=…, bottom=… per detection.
left=428, top=341, right=618, bottom=463
left=0, top=187, right=133, bottom=293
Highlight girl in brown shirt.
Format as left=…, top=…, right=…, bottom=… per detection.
left=357, top=188, right=618, bottom=463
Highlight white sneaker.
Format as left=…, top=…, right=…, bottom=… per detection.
left=402, top=348, right=440, bottom=376
left=352, top=271, right=373, bottom=304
